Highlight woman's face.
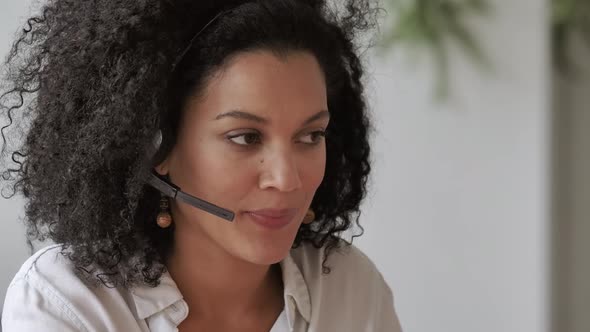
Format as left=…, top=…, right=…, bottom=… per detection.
left=157, top=50, right=328, bottom=265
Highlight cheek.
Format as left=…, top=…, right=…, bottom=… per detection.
left=175, top=139, right=257, bottom=200
left=298, top=148, right=326, bottom=191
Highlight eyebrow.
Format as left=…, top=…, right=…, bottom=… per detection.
left=214, top=109, right=330, bottom=126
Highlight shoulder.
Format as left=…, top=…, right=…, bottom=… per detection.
left=2, top=244, right=137, bottom=331
left=287, top=240, right=403, bottom=331
left=8, top=244, right=100, bottom=296
left=290, top=239, right=385, bottom=286
left=9, top=244, right=79, bottom=285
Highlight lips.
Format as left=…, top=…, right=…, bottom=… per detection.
left=244, top=208, right=298, bottom=230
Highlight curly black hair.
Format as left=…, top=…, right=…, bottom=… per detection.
left=0, top=0, right=377, bottom=288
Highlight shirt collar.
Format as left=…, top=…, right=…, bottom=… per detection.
left=130, top=271, right=184, bottom=320
left=280, top=251, right=312, bottom=326
left=129, top=250, right=312, bottom=325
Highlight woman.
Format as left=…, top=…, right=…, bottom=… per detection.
left=0, top=0, right=402, bottom=331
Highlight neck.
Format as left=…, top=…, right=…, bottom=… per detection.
left=166, top=227, right=284, bottom=320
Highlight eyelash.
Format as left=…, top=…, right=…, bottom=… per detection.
left=225, top=130, right=326, bottom=148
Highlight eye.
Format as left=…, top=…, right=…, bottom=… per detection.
left=226, top=131, right=262, bottom=146
left=299, top=130, right=326, bottom=145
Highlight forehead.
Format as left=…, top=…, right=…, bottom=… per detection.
left=184, top=50, right=328, bottom=120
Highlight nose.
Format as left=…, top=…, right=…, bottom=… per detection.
left=258, top=149, right=303, bottom=192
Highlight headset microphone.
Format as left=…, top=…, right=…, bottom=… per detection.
left=146, top=171, right=235, bottom=222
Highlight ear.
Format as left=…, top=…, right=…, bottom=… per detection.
left=154, top=158, right=170, bottom=176
left=151, top=129, right=170, bottom=176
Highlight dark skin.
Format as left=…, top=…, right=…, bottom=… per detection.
left=175, top=264, right=283, bottom=331
left=158, top=50, right=329, bottom=331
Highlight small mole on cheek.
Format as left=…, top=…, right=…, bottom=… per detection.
left=259, top=159, right=264, bottom=164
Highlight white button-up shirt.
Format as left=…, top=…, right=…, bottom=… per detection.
left=2, top=242, right=402, bottom=331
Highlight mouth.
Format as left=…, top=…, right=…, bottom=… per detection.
left=243, top=208, right=298, bottom=230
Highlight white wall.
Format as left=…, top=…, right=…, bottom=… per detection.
left=0, top=0, right=36, bottom=312
left=355, top=0, right=551, bottom=331
left=0, top=1, right=552, bottom=332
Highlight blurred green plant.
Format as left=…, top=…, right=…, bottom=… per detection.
left=379, top=0, right=590, bottom=96
left=552, top=0, right=590, bottom=71
left=379, top=0, right=491, bottom=97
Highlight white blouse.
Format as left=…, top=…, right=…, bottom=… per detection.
left=269, top=310, right=289, bottom=332
left=2, top=241, right=402, bottom=332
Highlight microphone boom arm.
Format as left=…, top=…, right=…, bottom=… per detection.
left=147, top=172, right=235, bottom=222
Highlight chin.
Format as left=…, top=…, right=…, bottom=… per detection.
left=243, top=240, right=295, bottom=266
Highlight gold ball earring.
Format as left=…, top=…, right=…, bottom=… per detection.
left=303, top=209, right=315, bottom=224
left=156, top=195, right=173, bottom=228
